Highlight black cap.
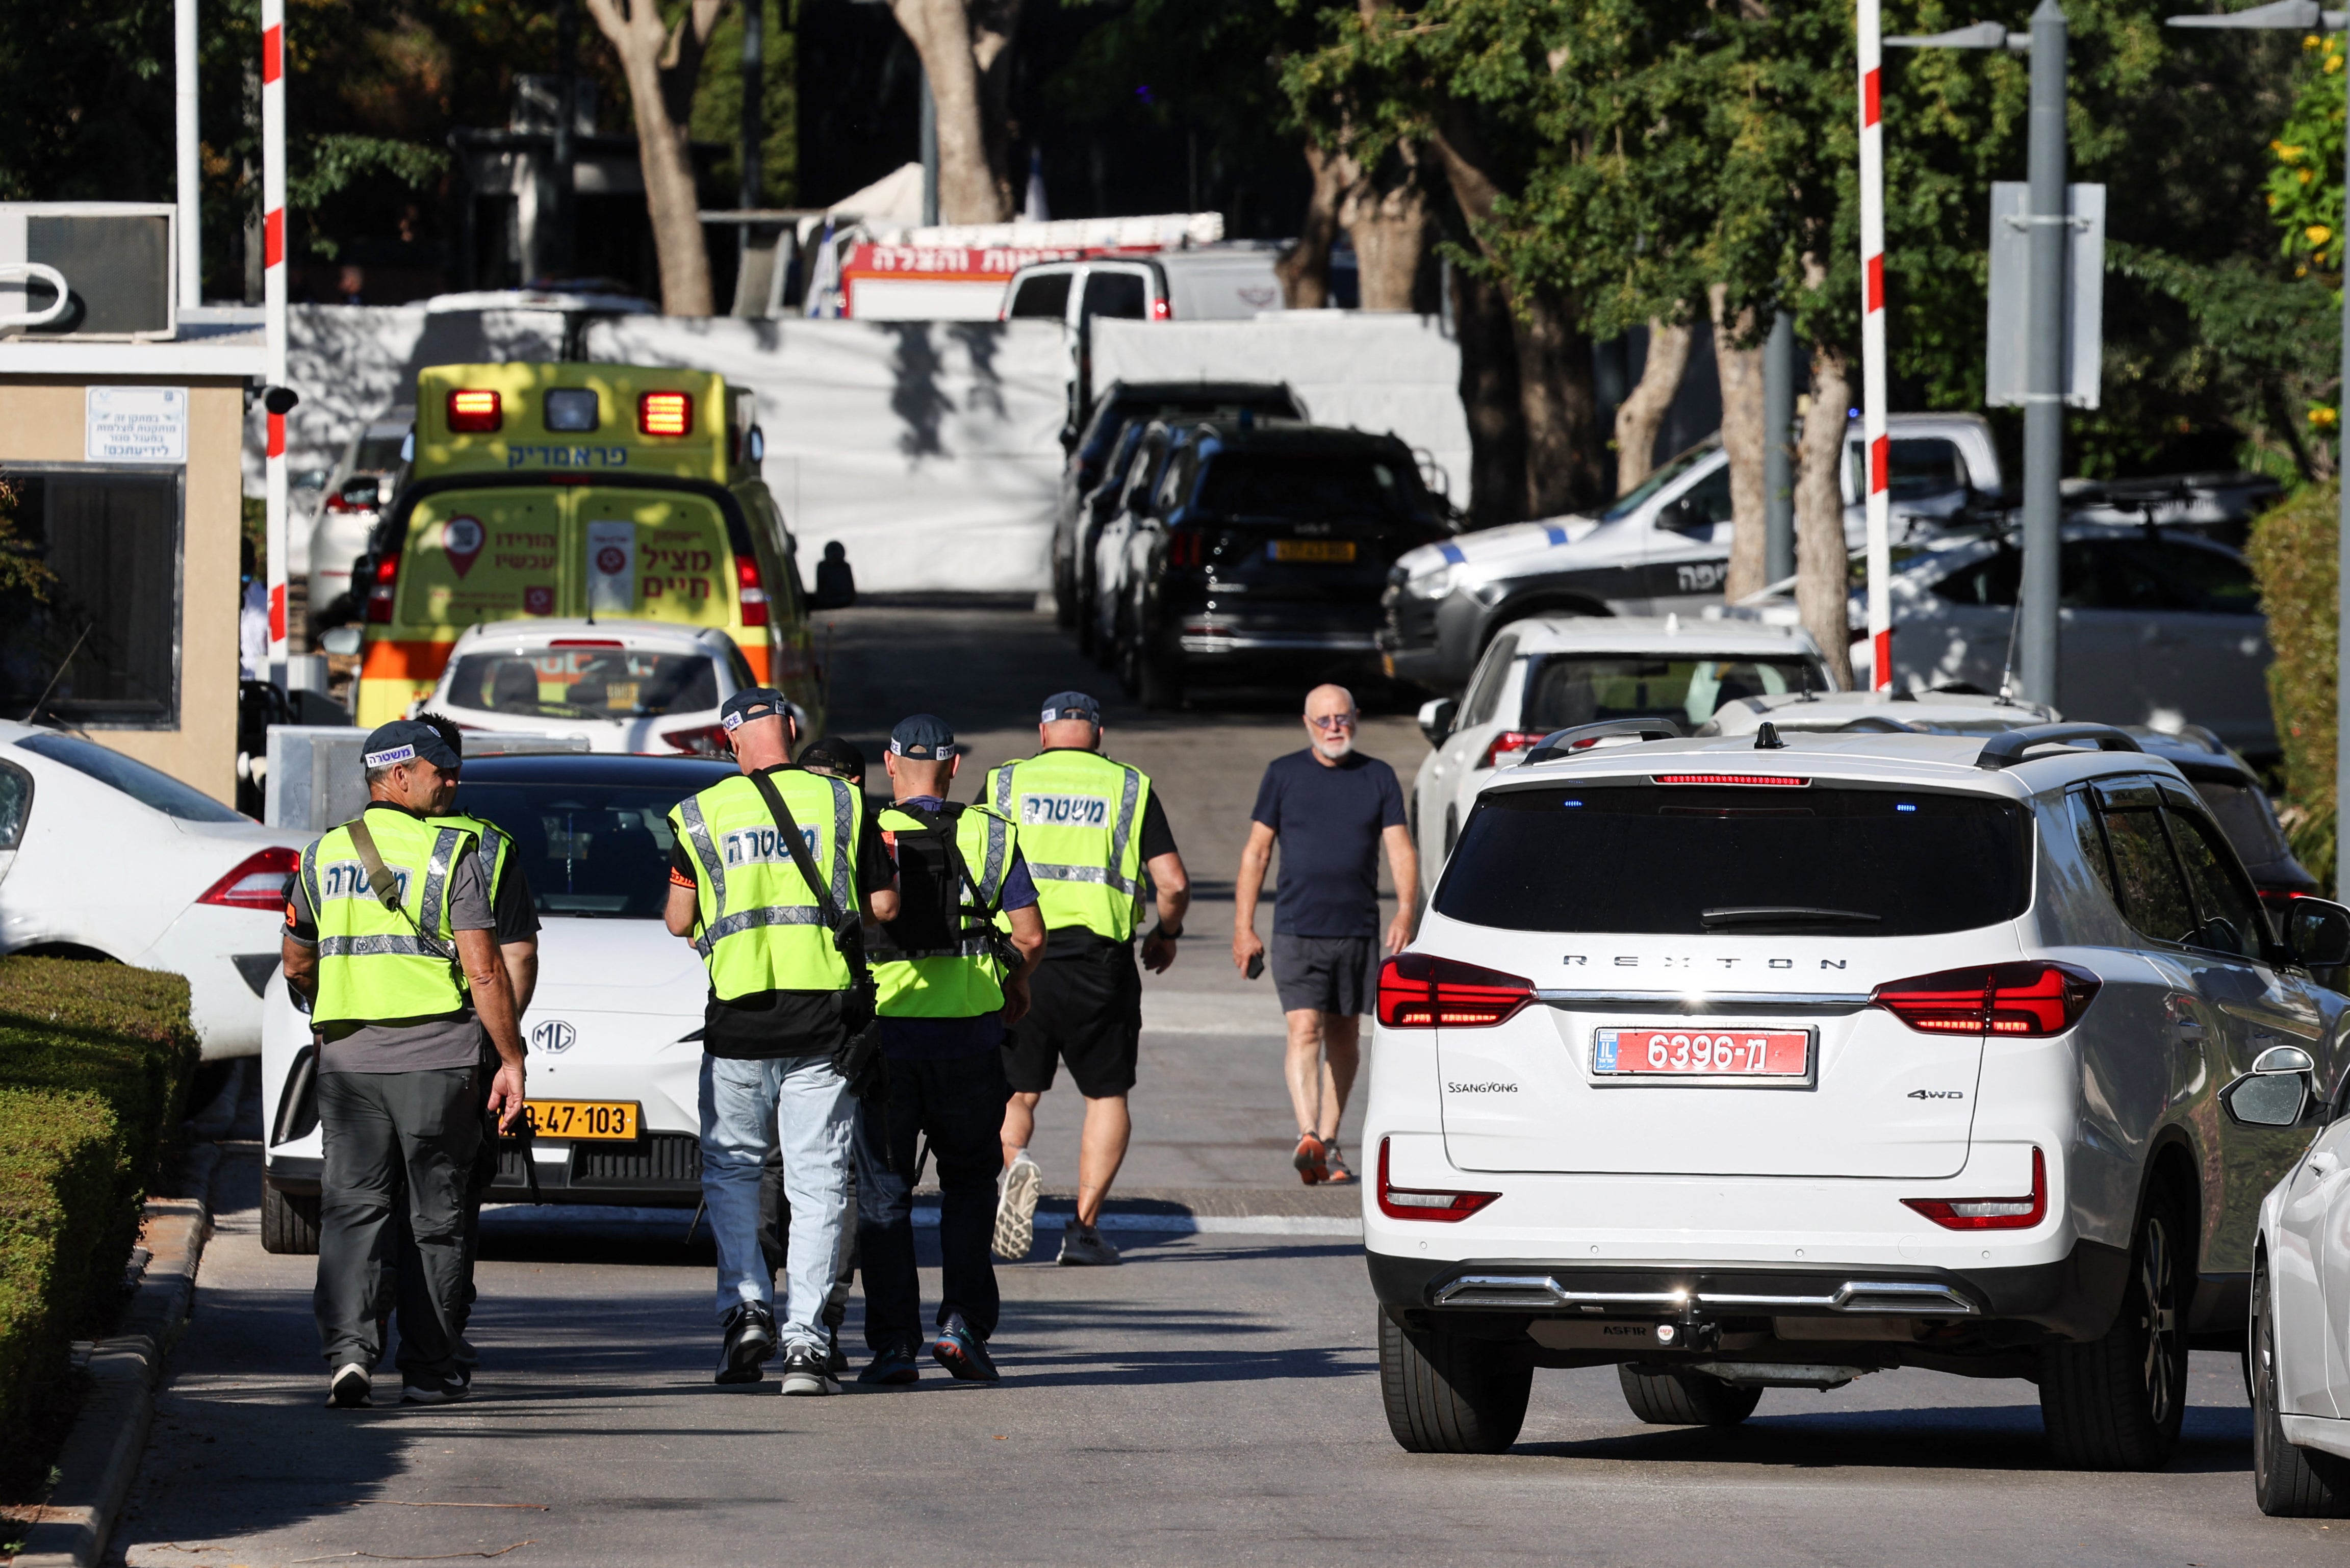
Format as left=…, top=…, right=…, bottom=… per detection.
left=798, top=734, right=866, bottom=784
left=363, top=718, right=462, bottom=773
left=1039, top=690, right=1101, bottom=725
left=720, top=687, right=794, bottom=734
left=888, top=713, right=955, bottom=760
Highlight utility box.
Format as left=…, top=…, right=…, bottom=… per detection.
left=0, top=203, right=176, bottom=341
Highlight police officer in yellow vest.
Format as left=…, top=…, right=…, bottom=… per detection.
left=663, top=688, right=899, bottom=1396
left=853, top=715, right=1044, bottom=1386
left=280, top=720, right=528, bottom=1410
left=982, top=691, right=1189, bottom=1268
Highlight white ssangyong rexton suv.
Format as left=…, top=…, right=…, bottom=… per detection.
left=1363, top=719, right=2350, bottom=1471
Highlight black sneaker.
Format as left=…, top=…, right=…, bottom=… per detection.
left=328, top=1361, right=371, bottom=1408
left=401, top=1372, right=470, bottom=1405
left=932, top=1315, right=1000, bottom=1384
left=778, top=1343, right=841, bottom=1396
left=826, top=1323, right=848, bottom=1375
left=858, top=1339, right=921, bottom=1386
left=716, top=1301, right=778, bottom=1385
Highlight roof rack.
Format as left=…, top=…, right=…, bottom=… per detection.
left=1523, top=717, right=1687, bottom=766
left=1974, top=723, right=2142, bottom=770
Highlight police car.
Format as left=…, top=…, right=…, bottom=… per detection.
left=259, top=751, right=737, bottom=1251
left=1365, top=719, right=2350, bottom=1470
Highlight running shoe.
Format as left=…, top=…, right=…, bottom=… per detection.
left=858, top=1338, right=922, bottom=1386
left=932, top=1314, right=1001, bottom=1383
left=716, top=1300, right=778, bottom=1385
left=825, top=1322, right=848, bottom=1376
left=1292, top=1132, right=1328, bottom=1186
left=992, top=1149, right=1043, bottom=1261
left=1057, top=1221, right=1122, bottom=1267
left=778, top=1343, right=841, bottom=1396
left=327, top=1362, right=371, bottom=1408
left=400, top=1372, right=470, bottom=1405
left=1322, top=1142, right=1355, bottom=1185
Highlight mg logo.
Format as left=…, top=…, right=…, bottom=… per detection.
left=531, top=1019, right=576, bottom=1055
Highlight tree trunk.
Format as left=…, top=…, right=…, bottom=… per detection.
left=584, top=0, right=725, bottom=317
left=887, top=0, right=1014, bottom=223
left=1612, top=318, right=1692, bottom=497
left=1277, top=141, right=1350, bottom=309
left=1796, top=344, right=1855, bottom=689
left=968, top=0, right=1024, bottom=220
left=1515, top=286, right=1606, bottom=518
left=1341, top=145, right=1432, bottom=311
left=1451, top=260, right=1525, bottom=527
left=1714, top=284, right=1769, bottom=602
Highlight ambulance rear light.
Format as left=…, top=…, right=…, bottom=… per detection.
left=446, top=389, right=502, bottom=433
left=365, top=553, right=399, bottom=623
left=197, top=846, right=301, bottom=912
left=735, top=554, right=769, bottom=627
left=638, top=391, right=693, bottom=437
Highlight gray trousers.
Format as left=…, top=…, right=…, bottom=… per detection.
left=316, top=1068, right=481, bottom=1377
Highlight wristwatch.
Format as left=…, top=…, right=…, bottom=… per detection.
left=1153, top=926, right=1184, bottom=941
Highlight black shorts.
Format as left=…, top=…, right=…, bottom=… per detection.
left=1270, top=932, right=1378, bottom=1016
left=1003, top=946, right=1141, bottom=1098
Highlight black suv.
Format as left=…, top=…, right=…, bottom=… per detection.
left=1111, top=420, right=1455, bottom=707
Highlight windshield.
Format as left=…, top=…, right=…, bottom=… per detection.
left=443, top=647, right=719, bottom=721
left=15, top=732, right=248, bottom=822
left=453, top=780, right=702, bottom=917
left=1524, top=656, right=1824, bottom=730
left=1195, top=453, right=1414, bottom=521
left=1435, top=783, right=2029, bottom=936
left=1601, top=443, right=1718, bottom=523
left=2194, top=778, right=2291, bottom=868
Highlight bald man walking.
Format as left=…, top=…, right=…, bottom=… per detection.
left=1233, top=684, right=1417, bottom=1186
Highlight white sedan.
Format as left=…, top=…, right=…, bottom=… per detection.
left=0, top=720, right=308, bottom=1059
left=412, top=620, right=763, bottom=756
left=259, top=751, right=728, bottom=1252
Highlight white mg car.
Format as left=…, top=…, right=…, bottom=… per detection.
left=259, top=751, right=735, bottom=1251
left=1365, top=719, right=2350, bottom=1471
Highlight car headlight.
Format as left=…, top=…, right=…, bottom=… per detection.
left=1404, top=563, right=1457, bottom=600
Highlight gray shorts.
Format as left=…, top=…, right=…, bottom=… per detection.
left=1270, top=932, right=1378, bottom=1016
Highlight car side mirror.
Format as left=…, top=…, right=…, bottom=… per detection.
left=318, top=626, right=361, bottom=656
left=2288, top=898, right=2350, bottom=969
left=1418, top=697, right=1459, bottom=748
left=2219, top=1044, right=2319, bottom=1128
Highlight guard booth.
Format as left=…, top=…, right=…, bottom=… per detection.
left=0, top=203, right=266, bottom=803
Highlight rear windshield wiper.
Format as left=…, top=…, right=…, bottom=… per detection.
left=1700, top=906, right=1883, bottom=930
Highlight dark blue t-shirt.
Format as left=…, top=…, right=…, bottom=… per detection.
left=1250, top=749, right=1408, bottom=938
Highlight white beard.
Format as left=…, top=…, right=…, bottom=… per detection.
left=1313, top=733, right=1355, bottom=761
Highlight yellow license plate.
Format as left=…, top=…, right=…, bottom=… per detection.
left=1270, top=538, right=1357, bottom=563
left=520, top=1099, right=641, bottom=1141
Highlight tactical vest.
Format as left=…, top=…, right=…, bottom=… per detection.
left=301, top=808, right=479, bottom=1026
left=982, top=749, right=1150, bottom=942
left=870, top=802, right=1017, bottom=1018
left=668, top=768, right=862, bottom=999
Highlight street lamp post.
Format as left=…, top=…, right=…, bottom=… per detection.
left=1887, top=6, right=2068, bottom=712
left=2167, top=1, right=2350, bottom=897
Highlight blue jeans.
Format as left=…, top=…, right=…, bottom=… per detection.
left=699, top=1053, right=853, bottom=1353
left=853, top=1039, right=1011, bottom=1350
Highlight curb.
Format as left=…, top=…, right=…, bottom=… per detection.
left=11, top=1068, right=236, bottom=1568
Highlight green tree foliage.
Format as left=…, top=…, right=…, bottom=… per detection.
left=2245, top=480, right=2339, bottom=883
left=688, top=0, right=800, bottom=208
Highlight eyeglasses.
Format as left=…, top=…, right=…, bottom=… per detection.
left=1307, top=713, right=1359, bottom=731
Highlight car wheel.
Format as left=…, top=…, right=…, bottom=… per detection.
left=1137, top=643, right=1184, bottom=712
left=2253, top=1261, right=2350, bottom=1514
left=1377, top=1307, right=1531, bottom=1454
left=2038, top=1189, right=2190, bottom=1471
left=261, top=1178, right=321, bottom=1256
left=1617, top=1364, right=1763, bottom=1426
left=1053, top=561, right=1076, bottom=629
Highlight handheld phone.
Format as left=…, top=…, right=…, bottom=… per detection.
left=1245, top=951, right=1265, bottom=981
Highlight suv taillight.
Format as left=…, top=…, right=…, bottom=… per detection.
left=735, top=554, right=768, bottom=627
left=197, top=846, right=301, bottom=911
left=1376, top=952, right=1532, bottom=1029
left=365, top=553, right=399, bottom=624
left=1376, top=1138, right=1500, bottom=1222
left=1477, top=730, right=1547, bottom=770
left=1166, top=529, right=1207, bottom=568
left=1905, top=1148, right=2047, bottom=1230
left=1871, top=963, right=2099, bottom=1037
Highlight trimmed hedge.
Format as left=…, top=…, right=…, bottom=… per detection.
left=0, top=958, right=197, bottom=1488
left=2245, top=481, right=2338, bottom=888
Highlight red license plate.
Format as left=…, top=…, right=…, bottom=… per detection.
left=1593, top=1026, right=1812, bottom=1079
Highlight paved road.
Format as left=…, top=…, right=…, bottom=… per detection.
left=108, top=601, right=2350, bottom=1565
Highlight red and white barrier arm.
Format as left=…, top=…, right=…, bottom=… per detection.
left=1858, top=0, right=1892, bottom=691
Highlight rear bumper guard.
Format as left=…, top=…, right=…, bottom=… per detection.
left=1432, top=1273, right=1977, bottom=1316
